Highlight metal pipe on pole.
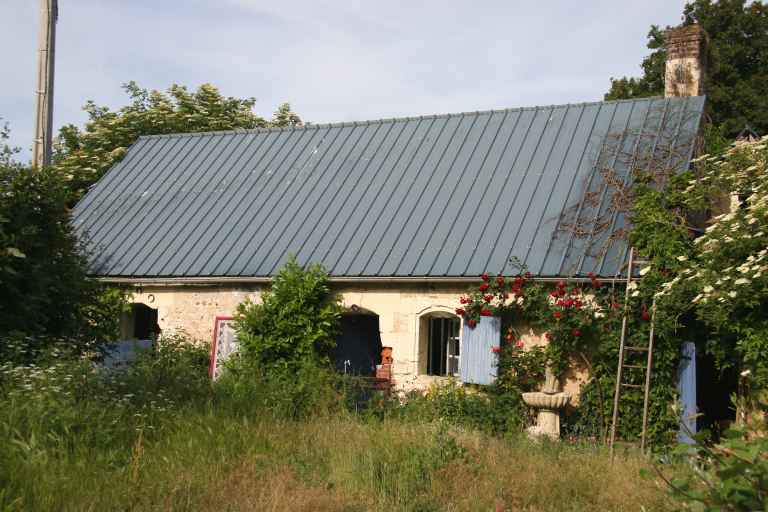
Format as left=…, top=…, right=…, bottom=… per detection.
left=32, top=0, right=58, bottom=169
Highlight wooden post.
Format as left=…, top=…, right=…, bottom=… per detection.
left=32, top=0, right=58, bottom=169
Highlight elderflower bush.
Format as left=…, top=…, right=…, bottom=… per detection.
left=656, top=135, right=768, bottom=384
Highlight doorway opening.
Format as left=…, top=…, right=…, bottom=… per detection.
left=333, top=310, right=382, bottom=377
left=697, top=351, right=738, bottom=439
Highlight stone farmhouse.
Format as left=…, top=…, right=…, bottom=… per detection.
left=75, top=25, right=707, bottom=392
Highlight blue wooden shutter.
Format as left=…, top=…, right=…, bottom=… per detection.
left=677, top=342, right=697, bottom=444
left=459, top=317, right=501, bottom=385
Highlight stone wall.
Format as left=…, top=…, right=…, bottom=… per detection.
left=130, top=282, right=585, bottom=396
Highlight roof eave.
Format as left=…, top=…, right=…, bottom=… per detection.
left=95, top=275, right=629, bottom=286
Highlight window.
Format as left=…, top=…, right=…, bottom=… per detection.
left=426, top=316, right=460, bottom=377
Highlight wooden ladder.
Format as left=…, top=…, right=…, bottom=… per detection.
left=609, top=248, right=657, bottom=457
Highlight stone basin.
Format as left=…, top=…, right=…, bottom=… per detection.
left=522, top=391, right=571, bottom=410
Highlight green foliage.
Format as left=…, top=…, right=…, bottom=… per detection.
left=216, top=362, right=350, bottom=420
left=0, top=150, right=128, bottom=348
left=54, top=82, right=302, bottom=201
left=383, top=379, right=526, bottom=434
left=233, top=256, right=343, bottom=373
left=655, top=136, right=768, bottom=387
left=115, top=333, right=212, bottom=404
left=606, top=0, right=768, bottom=137
left=458, top=272, right=624, bottom=377
left=658, top=391, right=768, bottom=511
left=0, top=331, right=676, bottom=511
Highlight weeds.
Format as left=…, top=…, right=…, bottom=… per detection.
left=0, top=336, right=677, bottom=511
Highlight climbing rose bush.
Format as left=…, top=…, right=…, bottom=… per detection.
left=457, top=272, right=625, bottom=375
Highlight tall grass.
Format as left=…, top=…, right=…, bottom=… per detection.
left=0, top=338, right=677, bottom=511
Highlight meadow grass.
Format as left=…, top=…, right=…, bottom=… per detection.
left=1, top=410, right=676, bottom=511
left=0, top=340, right=678, bottom=511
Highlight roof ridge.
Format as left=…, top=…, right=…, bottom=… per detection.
left=136, top=95, right=696, bottom=141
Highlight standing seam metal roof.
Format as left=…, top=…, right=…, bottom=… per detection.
left=73, top=96, right=705, bottom=278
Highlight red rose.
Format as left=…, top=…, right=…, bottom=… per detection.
left=574, top=300, right=583, bottom=309
left=550, top=291, right=560, bottom=298
left=481, top=273, right=489, bottom=282
left=459, top=296, right=468, bottom=304
left=491, top=346, right=501, bottom=354
left=587, top=272, right=595, bottom=278
left=480, top=308, right=492, bottom=317
left=558, top=280, right=566, bottom=289
left=572, top=328, right=581, bottom=337
left=505, top=334, right=514, bottom=342
left=545, top=332, right=553, bottom=340
left=641, top=309, right=651, bottom=321
left=572, top=288, right=581, bottom=295
left=468, top=319, right=477, bottom=328
left=553, top=311, right=562, bottom=320
left=565, top=299, right=574, bottom=308
left=484, top=294, right=493, bottom=303
left=524, top=272, right=532, bottom=279
left=496, top=276, right=505, bottom=285
left=455, top=308, right=465, bottom=316
left=479, top=283, right=489, bottom=292
left=556, top=299, right=565, bottom=306
left=514, top=276, right=523, bottom=286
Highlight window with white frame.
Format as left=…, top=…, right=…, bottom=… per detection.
left=424, top=316, right=460, bottom=377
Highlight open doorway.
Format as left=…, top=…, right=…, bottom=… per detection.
left=697, top=351, right=738, bottom=439
left=333, top=310, right=382, bottom=376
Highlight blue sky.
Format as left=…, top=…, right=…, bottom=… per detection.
left=1, top=1, right=687, bottom=160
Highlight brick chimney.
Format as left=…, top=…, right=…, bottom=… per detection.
left=664, top=24, right=707, bottom=97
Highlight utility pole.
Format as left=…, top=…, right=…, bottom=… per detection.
left=32, top=0, right=58, bottom=169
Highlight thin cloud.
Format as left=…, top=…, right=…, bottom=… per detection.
left=1, top=0, right=686, bottom=159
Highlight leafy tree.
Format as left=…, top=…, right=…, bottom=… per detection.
left=0, top=124, right=127, bottom=352
left=606, top=0, right=768, bottom=137
left=54, top=82, right=301, bottom=201
left=233, top=257, right=342, bottom=373
left=655, top=135, right=768, bottom=389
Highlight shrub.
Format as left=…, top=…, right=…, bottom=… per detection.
left=233, top=256, right=343, bottom=372
left=382, top=380, right=526, bottom=435
left=113, top=333, right=212, bottom=405
left=0, top=138, right=128, bottom=351
left=215, top=361, right=349, bottom=420
left=656, top=391, right=768, bottom=511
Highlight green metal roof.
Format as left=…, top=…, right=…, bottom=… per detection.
left=73, top=96, right=705, bottom=279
